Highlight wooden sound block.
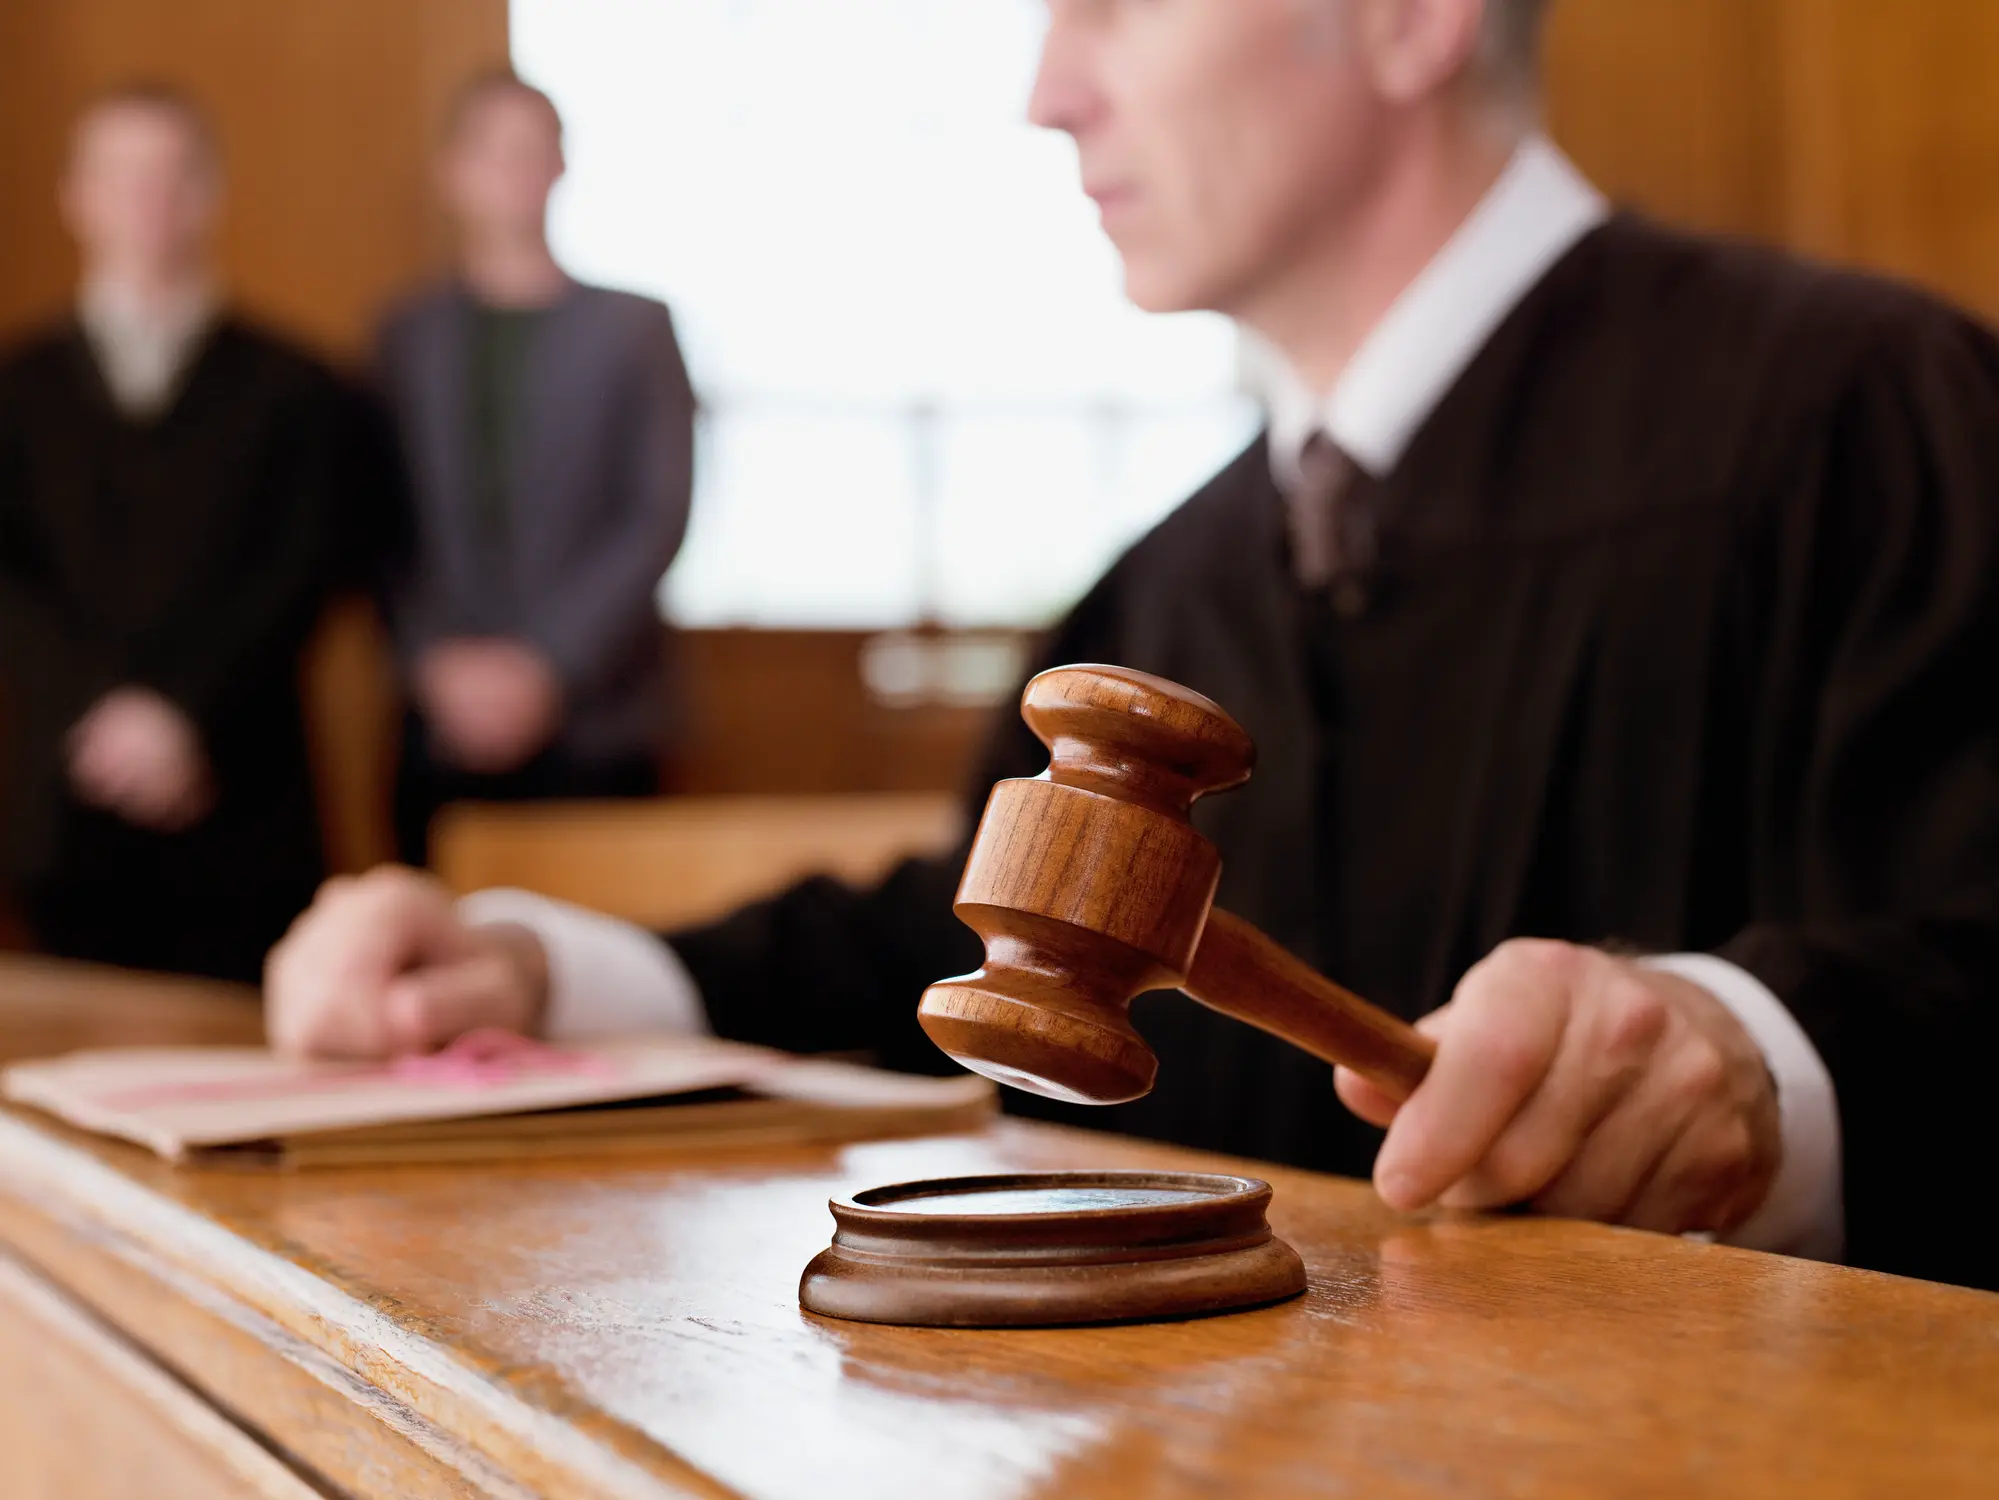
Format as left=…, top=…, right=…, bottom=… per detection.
left=798, top=1170, right=1307, bottom=1328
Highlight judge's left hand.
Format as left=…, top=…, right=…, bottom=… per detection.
left=1334, top=940, right=1781, bottom=1236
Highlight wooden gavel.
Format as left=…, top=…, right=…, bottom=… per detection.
left=920, top=664, right=1436, bottom=1106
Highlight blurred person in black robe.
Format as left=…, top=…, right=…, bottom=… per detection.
left=0, top=85, right=346, bottom=983
left=265, top=2, right=1999, bottom=1290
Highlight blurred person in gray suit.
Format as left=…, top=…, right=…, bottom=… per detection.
left=378, top=72, right=696, bottom=864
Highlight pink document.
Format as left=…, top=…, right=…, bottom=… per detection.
left=3, top=1031, right=994, bottom=1163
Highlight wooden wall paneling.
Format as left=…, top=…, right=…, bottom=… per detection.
left=1767, top=0, right=1853, bottom=264
left=0, top=0, right=509, bottom=354
left=1547, top=0, right=1999, bottom=321
left=0, top=0, right=508, bottom=879
left=431, top=792, right=964, bottom=930
left=673, top=630, right=1013, bottom=796
left=1544, top=0, right=1789, bottom=241
left=305, top=597, right=402, bottom=874
left=12, top=2, right=1999, bottom=889
left=1771, top=0, right=1999, bottom=322
left=0, top=4, right=74, bottom=340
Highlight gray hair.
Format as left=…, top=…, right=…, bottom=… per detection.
left=1482, top=0, right=1554, bottom=85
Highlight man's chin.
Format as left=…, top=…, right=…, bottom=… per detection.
left=1117, top=264, right=1220, bottom=317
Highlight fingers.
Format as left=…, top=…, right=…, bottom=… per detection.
left=1362, top=946, right=1782, bottom=1241
left=66, top=725, right=129, bottom=807
left=1372, top=942, right=1574, bottom=1211
left=1333, top=1068, right=1402, bottom=1129
left=73, top=760, right=179, bottom=826
left=112, top=760, right=210, bottom=832
left=1333, top=1008, right=1452, bottom=1129
left=381, top=949, right=536, bottom=1054
left=1620, top=1109, right=1768, bottom=1235
left=1544, top=996, right=1777, bottom=1234
left=66, top=702, right=212, bottom=830
left=1526, top=1055, right=1693, bottom=1223
left=422, top=643, right=559, bottom=774
left=1436, top=959, right=1667, bottom=1211
left=264, top=867, right=470, bottom=1059
left=427, top=693, right=519, bottom=772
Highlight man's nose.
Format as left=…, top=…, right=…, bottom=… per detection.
left=1026, top=11, right=1103, bottom=138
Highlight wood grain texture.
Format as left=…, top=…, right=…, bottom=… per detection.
left=0, top=954, right=263, bottom=1063
left=798, top=1170, right=1307, bottom=1328
left=305, top=622, right=1009, bottom=884
left=2, top=1109, right=1997, bottom=1499
left=306, top=596, right=403, bottom=875
left=0, top=1250, right=323, bottom=1500
left=1546, top=0, right=1999, bottom=321
left=432, top=792, right=962, bottom=930
left=0, top=1, right=507, bottom=882
left=1545, top=0, right=1788, bottom=240
left=0, top=0, right=508, bottom=353
left=922, top=665, right=1433, bottom=1105
left=0, top=961, right=1993, bottom=1499
left=0, top=1190, right=548, bottom=1499
left=1186, top=908, right=1435, bottom=1102
left=673, top=629, right=1026, bottom=797
left=1768, top=0, right=1999, bottom=322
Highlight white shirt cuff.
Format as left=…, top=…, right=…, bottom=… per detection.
left=456, top=888, right=710, bottom=1041
left=1641, top=952, right=1844, bottom=1263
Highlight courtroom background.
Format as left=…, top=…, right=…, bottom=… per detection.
left=2, top=0, right=1997, bottom=904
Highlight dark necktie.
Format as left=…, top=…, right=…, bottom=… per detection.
left=1287, top=430, right=1378, bottom=618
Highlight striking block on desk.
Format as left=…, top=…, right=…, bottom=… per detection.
left=798, top=1169, right=1307, bottom=1327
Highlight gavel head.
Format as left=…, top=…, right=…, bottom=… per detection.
left=919, top=665, right=1255, bottom=1105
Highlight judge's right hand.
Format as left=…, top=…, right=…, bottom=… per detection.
left=264, top=867, right=549, bottom=1060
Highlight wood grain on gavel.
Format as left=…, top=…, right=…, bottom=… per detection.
left=919, top=665, right=1435, bottom=1105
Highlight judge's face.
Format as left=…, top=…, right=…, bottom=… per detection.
left=441, top=91, right=565, bottom=238
left=61, top=105, right=219, bottom=277
left=1029, top=0, right=1393, bottom=316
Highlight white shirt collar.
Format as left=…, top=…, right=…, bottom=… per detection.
left=1266, top=136, right=1609, bottom=483
left=77, top=274, right=220, bottom=419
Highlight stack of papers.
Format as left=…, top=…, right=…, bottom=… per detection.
left=2, top=1029, right=996, bottom=1167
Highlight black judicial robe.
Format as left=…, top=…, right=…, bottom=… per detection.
left=0, top=318, right=350, bottom=982
left=671, top=215, right=1999, bottom=1291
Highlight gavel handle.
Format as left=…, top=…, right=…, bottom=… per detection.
left=1183, top=907, right=1435, bottom=1103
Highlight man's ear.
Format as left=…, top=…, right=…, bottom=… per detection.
left=1353, top=0, right=1488, bottom=104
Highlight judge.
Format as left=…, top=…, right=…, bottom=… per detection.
left=267, top=0, right=1999, bottom=1291
left=0, top=86, right=346, bottom=982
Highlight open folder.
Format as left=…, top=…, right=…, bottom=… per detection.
left=1, top=1030, right=997, bottom=1168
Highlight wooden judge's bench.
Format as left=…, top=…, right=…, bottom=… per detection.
left=0, top=956, right=1993, bottom=1499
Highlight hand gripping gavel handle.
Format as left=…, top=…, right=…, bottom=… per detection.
left=1185, top=908, right=1436, bottom=1103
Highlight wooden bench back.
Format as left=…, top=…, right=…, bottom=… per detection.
left=430, top=793, right=964, bottom=930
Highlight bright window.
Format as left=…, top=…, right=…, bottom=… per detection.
left=512, top=0, right=1259, bottom=627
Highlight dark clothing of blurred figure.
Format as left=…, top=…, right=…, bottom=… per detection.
left=664, top=217, right=1999, bottom=1292
left=0, top=317, right=346, bottom=982
left=392, top=708, right=661, bottom=864
left=376, top=282, right=696, bottom=863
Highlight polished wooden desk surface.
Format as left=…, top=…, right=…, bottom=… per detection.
left=0, top=953, right=263, bottom=1061
left=0, top=956, right=1995, bottom=1499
